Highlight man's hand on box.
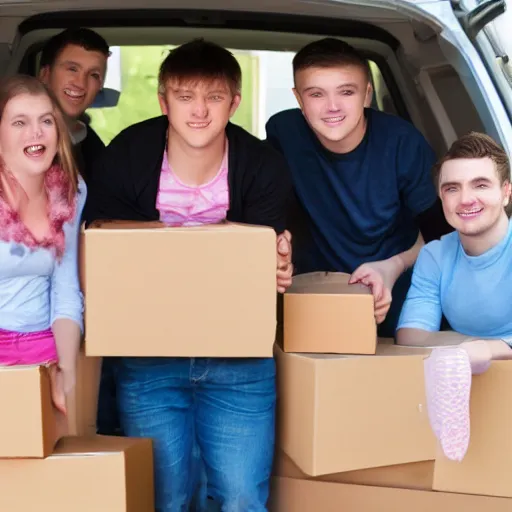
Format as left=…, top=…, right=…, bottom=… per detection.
left=276, top=230, right=293, bottom=294
left=349, top=260, right=399, bottom=324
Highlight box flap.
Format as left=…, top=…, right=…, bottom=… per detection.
left=53, top=435, right=146, bottom=456
left=86, top=219, right=273, bottom=234
left=287, top=272, right=370, bottom=296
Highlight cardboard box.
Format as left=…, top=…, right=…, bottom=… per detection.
left=0, top=435, right=154, bottom=511
left=0, top=364, right=60, bottom=458
left=433, top=361, right=512, bottom=498
left=268, top=477, right=512, bottom=512
left=274, top=450, right=434, bottom=490
left=66, top=350, right=101, bottom=437
left=0, top=349, right=101, bottom=458
left=84, top=221, right=277, bottom=357
left=275, top=344, right=436, bottom=475
left=284, top=272, right=376, bottom=354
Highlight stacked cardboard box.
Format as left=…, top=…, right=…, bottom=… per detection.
left=0, top=349, right=154, bottom=510
left=83, top=221, right=277, bottom=358
left=273, top=271, right=512, bottom=510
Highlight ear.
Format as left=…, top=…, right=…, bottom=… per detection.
left=292, top=88, right=304, bottom=110
left=364, top=82, right=373, bottom=108
left=229, top=93, right=242, bottom=118
left=39, top=65, right=50, bottom=84
left=503, top=181, right=511, bottom=207
left=158, top=92, right=168, bottom=116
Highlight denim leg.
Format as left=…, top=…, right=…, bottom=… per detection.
left=116, top=357, right=198, bottom=512
left=194, top=357, right=276, bottom=512
left=96, top=357, right=122, bottom=435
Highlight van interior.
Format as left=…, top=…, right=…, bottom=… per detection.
left=1, top=1, right=510, bottom=161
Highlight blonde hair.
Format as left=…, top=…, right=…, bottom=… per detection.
left=0, top=74, right=79, bottom=201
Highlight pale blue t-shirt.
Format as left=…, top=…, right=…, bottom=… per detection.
left=398, top=219, right=512, bottom=340
left=0, top=177, right=86, bottom=333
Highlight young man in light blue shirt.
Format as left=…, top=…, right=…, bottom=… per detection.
left=397, top=132, right=512, bottom=463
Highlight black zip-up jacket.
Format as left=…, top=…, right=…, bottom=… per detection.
left=84, top=115, right=293, bottom=233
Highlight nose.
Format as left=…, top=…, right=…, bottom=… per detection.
left=192, top=97, right=208, bottom=118
left=31, top=122, right=43, bottom=139
left=460, top=186, right=476, bottom=205
left=326, top=94, right=341, bottom=113
left=71, top=70, right=86, bottom=90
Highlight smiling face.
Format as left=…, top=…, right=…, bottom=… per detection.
left=158, top=78, right=240, bottom=150
left=439, top=157, right=511, bottom=237
left=40, top=43, right=107, bottom=120
left=0, top=93, right=58, bottom=179
left=293, top=64, right=372, bottom=154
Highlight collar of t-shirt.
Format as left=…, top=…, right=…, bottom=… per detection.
left=70, top=121, right=87, bottom=145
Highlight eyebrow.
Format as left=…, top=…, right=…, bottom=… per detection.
left=61, top=60, right=102, bottom=73
left=303, top=83, right=359, bottom=93
left=440, top=176, right=493, bottom=188
left=11, top=111, right=53, bottom=120
left=171, top=88, right=229, bottom=94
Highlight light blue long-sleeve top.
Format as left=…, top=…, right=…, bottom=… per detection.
left=398, top=219, right=512, bottom=342
left=0, top=177, right=86, bottom=333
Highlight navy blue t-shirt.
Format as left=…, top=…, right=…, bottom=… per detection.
left=266, top=108, right=438, bottom=275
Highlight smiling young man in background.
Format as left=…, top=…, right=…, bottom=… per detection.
left=266, top=37, right=452, bottom=336
left=39, top=27, right=110, bottom=184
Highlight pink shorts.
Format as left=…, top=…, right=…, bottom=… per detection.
left=0, top=328, right=58, bottom=366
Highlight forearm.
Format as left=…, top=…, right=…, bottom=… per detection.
left=396, top=328, right=472, bottom=347
left=52, top=319, right=81, bottom=371
left=397, top=232, right=424, bottom=270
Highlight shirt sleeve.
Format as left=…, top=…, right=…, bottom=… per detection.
left=397, top=130, right=438, bottom=217
left=265, top=115, right=284, bottom=153
left=50, top=178, right=86, bottom=333
left=397, top=242, right=443, bottom=332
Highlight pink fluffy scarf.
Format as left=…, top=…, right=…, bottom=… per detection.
left=0, top=165, right=76, bottom=260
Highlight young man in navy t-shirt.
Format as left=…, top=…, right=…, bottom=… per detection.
left=266, top=38, right=451, bottom=336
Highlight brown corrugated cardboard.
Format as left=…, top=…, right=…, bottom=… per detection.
left=275, top=344, right=436, bottom=476
left=0, top=364, right=60, bottom=458
left=66, top=350, right=101, bottom=437
left=433, top=360, right=512, bottom=497
left=84, top=221, right=277, bottom=357
left=274, top=450, right=434, bottom=490
left=0, top=435, right=154, bottom=511
left=268, top=477, right=512, bottom=512
left=284, top=272, right=376, bottom=354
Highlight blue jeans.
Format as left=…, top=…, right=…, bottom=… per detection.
left=96, top=357, right=123, bottom=435
left=116, top=357, right=276, bottom=512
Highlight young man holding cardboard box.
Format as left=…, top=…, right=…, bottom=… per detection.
left=397, top=133, right=512, bottom=462
left=266, top=38, right=452, bottom=336
left=84, top=39, right=293, bottom=511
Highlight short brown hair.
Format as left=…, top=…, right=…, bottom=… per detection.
left=433, top=132, right=511, bottom=216
left=433, top=132, right=510, bottom=186
left=158, top=39, right=241, bottom=96
left=292, top=38, right=371, bottom=84
left=0, top=74, right=78, bottom=201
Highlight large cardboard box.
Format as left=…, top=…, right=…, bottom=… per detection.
left=0, top=436, right=154, bottom=511
left=84, top=221, right=277, bottom=357
left=275, top=344, right=436, bottom=475
left=0, top=364, right=60, bottom=458
left=268, top=477, right=512, bottom=512
left=433, top=360, right=512, bottom=498
left=274, top=449, right=434, bottom=490
left=284, top=272, right=376, bottom=354
left=0, top=350, right=101, bottom=458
